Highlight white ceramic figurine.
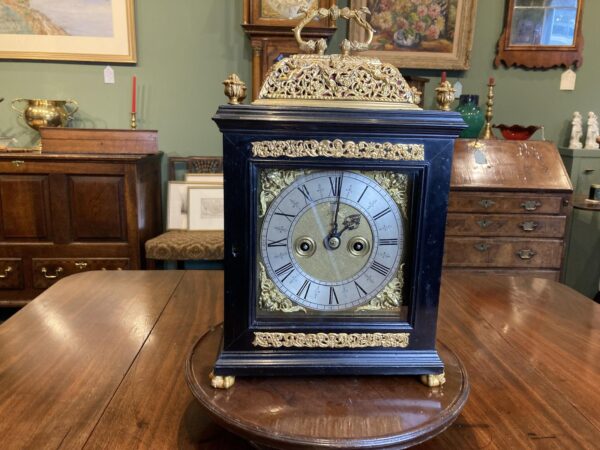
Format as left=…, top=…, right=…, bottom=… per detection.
left=569, top=111, right=583, bottom=149
left=585, top=111, right=600, bottom=149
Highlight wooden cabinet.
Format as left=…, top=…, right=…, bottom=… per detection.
left=0, top=152, right=162, bottom=306
left=444, top=140, right=572, bottom=280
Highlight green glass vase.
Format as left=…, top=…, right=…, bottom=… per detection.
left=455, top=95, right=485, bottom=139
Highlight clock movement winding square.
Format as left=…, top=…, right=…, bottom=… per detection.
left=211, top=6, right=465, bottom=387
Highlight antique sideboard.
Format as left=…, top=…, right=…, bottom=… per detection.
left=0, top=148, right=162, bottom=307
left=444, top=140, right=573, bottom=280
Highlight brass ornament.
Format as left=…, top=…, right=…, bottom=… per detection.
left=252, top=140, right=424, bottom=161
left=356, top=264, right=405, bottom=312
left=223, top=74, right=247, bottom=105
left=252, top=331, right=410, bottom=349
left=258, top=262, right=307, bottom=313
left=435, top=81, right=456, bottom=112
left=372, top=172, right=409, bottom=218
left=259, top=169, right=300, bottom=218
left=480, top=80, right=497, bottom=140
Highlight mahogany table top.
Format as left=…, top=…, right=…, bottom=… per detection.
left=0, top=270, right=598, bottom=449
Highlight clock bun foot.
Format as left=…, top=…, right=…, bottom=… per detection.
left=420, top=372, right=446, bottom=387
left=210, top=371, right=236, bottom=390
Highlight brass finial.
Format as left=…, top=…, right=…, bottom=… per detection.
left=130, top=112, right=137, bottom=130
left=480, top=78, right=497, bottom=140
left=223, top=74, right=247, bottom=105
left=435, top=73, right=455, bottom=111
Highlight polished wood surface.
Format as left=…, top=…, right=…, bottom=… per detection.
left=0, top=151, right=162, bottom=306
left=40, top=128, right=159, bottom=154
left=445, top=139, right=572, bottom=280
left=0, top=271, right=598, bottom=449
left=187, top=326, right=469, bottom=449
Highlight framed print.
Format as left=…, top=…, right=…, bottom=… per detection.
left=188, top=187, right=224, bottom=231
left=167, top=182, right=191, bottom=230
left=185, top=173, right=224, bottom=184
left=349, top=0, right=478, bottom=70
left=243, top=0, right=336, bottom=29
left=0, top=0, right=136, bottom=63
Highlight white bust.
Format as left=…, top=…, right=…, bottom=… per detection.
left=569, top=111, right=583, bottom=149
left=585, top=111, right=600, bottom=149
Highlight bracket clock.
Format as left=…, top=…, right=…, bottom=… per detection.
left=212, top=6, right=465, bottom=389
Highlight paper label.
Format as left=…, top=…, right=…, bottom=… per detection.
left=104, top=66, right=115, bottom=84
left=560, top=69, right=576, bottom=91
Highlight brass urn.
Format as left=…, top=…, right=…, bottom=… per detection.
left=11, top=98, right=79, bottom=131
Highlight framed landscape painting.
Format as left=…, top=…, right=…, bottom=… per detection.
left=0, top=0, right=136, bottom=62
left=243, top=0, right=337, bottom=29
left=349, top=0, right=478, bottom=70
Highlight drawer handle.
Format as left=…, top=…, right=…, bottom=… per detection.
left=74, top=262, right=88, bottom=270
left=478, top=199, right=496, bottom=209
left=519, top=221, right=539, bottom=232
left=517, top=249, right=537, bottom=260
left=477, top=219, right=493, bottom=229
left=474, top=243, right=491, bottom=252
left=41, top=267, right=64, bottom=279
left=11, top=160, right=25, bottom=167
left=0, top=266, right=13, bottom=279
left=521, top=200, right=542, bottom=211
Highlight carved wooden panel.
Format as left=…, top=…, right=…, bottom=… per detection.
left=68, top=176, right=126, bottom=241
left=0, top=175, right=51, bottom=240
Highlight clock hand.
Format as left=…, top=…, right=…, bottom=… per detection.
left=330, top=172, right=344, bottom=236
left=334, top=214, right=361, bottom=238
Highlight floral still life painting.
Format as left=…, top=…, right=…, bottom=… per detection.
left=349, top=0, right=478, bottom=70
left=0, top=0, right=135, bottom=62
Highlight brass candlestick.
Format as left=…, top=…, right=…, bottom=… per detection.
left=130, top=112, right=137, bottom=130
left=435, top=81, right=455, bottom=111
left=480, top=80, right=496, bottom=140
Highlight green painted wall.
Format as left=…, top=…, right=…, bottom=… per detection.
left=0, top=0, right=598, bottom=152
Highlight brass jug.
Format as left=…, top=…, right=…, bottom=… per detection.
left=11, top=98, right=79, bottom=131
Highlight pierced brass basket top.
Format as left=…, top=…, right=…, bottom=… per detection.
left=254, top=6, right=420, bottom=110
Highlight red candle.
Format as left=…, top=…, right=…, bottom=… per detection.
left=441, top=71, right=447, bottom=83
left=489, top=76, right=495, bottom=86
left=132, top=75, right=137, bottom=113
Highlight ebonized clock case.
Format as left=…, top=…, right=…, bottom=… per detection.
left=213, top=104, right=465, bottom=377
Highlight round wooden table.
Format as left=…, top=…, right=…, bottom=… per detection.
left=186, top=325, right=468, bottom=449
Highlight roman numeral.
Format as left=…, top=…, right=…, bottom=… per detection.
left=274, top=210, right=296, bottom=223
left=267, top=238, right=287, bottom=248
left=379, top=238, right=399, bottom=246
left=274, top=263, right=294, bottom=279
left=329, top=287, right=339, bottom=305
left=297, top=185, right=313, bottom=203
left=373, top=208, right=391, bottom=221
left=371, top=261, right=391, bottom=277
left=329, top=176, right=342, bottom=197
left=297, top=280, right=311, bottom=299
left=354, top=281, right=368, bottom=297
left=358, top=186, right=369, bottom=203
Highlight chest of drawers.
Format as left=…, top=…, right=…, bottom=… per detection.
left=443, top=140, right=573, bottom=280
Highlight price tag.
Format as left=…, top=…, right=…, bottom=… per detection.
left=560, top=69, right=576, bottom=91
left=104, top=66, right=115, bottom=84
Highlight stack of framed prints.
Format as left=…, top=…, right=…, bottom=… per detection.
left=167, top=174, right=224, bottom=231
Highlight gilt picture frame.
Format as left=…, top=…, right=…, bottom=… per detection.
left=0, top=0, right=136, bottom=63
left=349, top=0, right=478, bottom=70
left=243, top=0, right=336, bottom=29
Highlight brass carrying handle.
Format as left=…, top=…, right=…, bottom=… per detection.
left=293, top=6, right=374, bottom=56
left=41, top=266, right=64, bottom=279
left=65, top=99, right=79, bottom=118
left=0, top=266, right=13, bottom=279
left=516, top=249, right=537, bottom=260
left=10, top=98, right=27, bottom=118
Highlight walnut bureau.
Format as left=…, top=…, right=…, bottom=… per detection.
left=444, top=139, right=573, bottom=281
left=0, top=151, right=162, bottom=307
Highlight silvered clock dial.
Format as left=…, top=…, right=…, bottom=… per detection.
left=259, top=170, right=404, bottom=312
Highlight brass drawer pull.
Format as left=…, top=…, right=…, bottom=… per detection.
left=101, top=267, right=123, bottom=271
left=0, top=266, right=13, bottom=279
left=521, top=200, right=542, bottom=211
left=519, top=221, right=539, bottom=232
left=478, top=199, right=496, bottom=209
left=474, top=243, right=491, bottom=252
left=477, top=219, right=493, bottom=229
left=11, top=160, right=25, bottom=167
left=74, top=262, right=88, bottom=270
left=516, top=249, right=537, bottom=260
left=41, top=267, right=64, bottom=279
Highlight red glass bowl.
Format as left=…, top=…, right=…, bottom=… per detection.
left=493, top=124, right=541, bottom=140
